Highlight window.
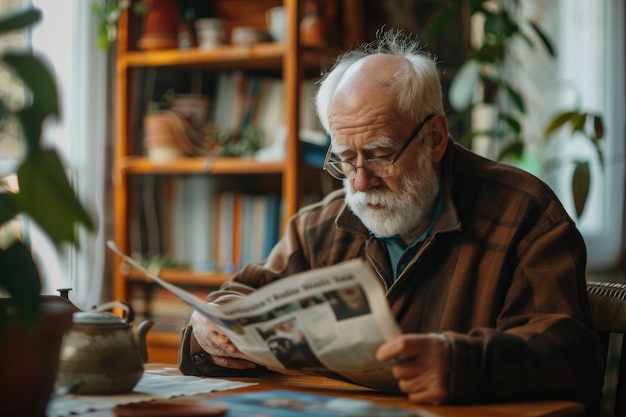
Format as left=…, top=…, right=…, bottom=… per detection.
left=530, top=1, right=625, bottom=271
left=27, top=0, right=109, bottom=308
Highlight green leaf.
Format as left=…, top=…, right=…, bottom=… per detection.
left=528, top=19, right=556, bottom=57
left=449, top=60, right=480, bottom=112
left=497, top=140, right=524, bottom=161
left=0, top=99, right=9, bottom=121
left=3, top=53, right=59, bottom=149
left=572, top=161, right=590, bottom=217
left=474, top=41, right=505, bottom=63
left=0, top=8, right=41, bottom=35
left=500, top=113, right=522, bottom=134
left=133, top=2, right=150, bottom=15
left=97, top=19, right=111, bottom=50
left=505, top=84, right=525, bottom=113
left=14, top=108, right=42, bottom=151
left=483, top=11, right=508, bottom=37
left=422, top=7, right=459, bottom=42
left=0, top=241, right=41, bottom=324
left=571, top=112, right=587, bottom=132
left=470, top=0, right=485, bottom=14
left=0, top=193, right=21, bottom=225
left=16, top=149, right=94, bottom=246
left=544, top=111, right=578, bottom=136
left=593, top=114, right=604, bottom=140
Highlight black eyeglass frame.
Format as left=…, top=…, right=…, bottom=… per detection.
left=322, top=113, right=436, bottom=180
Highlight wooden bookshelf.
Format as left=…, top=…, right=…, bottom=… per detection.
left=112, top=0, right=369, bottom=364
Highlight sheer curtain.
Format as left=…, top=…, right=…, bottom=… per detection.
left=29, top=0, right=109, bottom=309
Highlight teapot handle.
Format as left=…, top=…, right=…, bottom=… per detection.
left=93, top=301, right=135, bottom=323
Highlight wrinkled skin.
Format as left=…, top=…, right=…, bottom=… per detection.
left=190, top=311, right=257, bottom=369
left=377, top=333, right=450, bottom=404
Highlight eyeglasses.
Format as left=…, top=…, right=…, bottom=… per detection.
left=323, top=114, right=435, bottom=180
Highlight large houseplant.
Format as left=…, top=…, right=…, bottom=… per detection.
left=0, top=7, right=94, bottom=416
left=416, top=0, right=604, bottom=218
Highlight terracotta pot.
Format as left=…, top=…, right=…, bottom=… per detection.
left=137, top=0, right=180, bottom=50
left=300, top=1, right=326, bottom=46
left=0, top=297, right=74, bottom=417
left=143, top=111, right=207, bottom=162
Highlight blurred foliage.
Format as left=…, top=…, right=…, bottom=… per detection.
left=92, top=0, right=149, bottom=50
left=422, top=0, right=605, bottom=217
left=543, top=110, right=604, bottom=217
left=425, top=0, right=556, bottom=157
left=0, top=8, right=94, bottom=333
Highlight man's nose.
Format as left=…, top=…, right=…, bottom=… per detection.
left=353, top=165, right=379, bottom=192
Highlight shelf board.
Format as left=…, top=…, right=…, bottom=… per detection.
left=125, top=268, right=233, bottom=287
left=121, top=43, right=286, bottom=70
left=116, top=156, right=286, bottom=175
left=119, top=43, right=339, bottom=72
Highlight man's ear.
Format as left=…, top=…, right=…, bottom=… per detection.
left=429, top=113, right=449, bottom=164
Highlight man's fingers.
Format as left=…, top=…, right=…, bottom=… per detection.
left=400, top=373, right=447, bottom=405
left=212, top=330, right=240, bottom=353
left=376, top=338, right=403, bottom=362
left=376, top=335, right=421, bottom=362
left=377, top=334, right=450, bottom=405
left=390, top=357, right=421, bottom=380
left=211, top=355, right=258, bottom=369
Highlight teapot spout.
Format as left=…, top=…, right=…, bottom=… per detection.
left=135, top=320, right=155, bottom=363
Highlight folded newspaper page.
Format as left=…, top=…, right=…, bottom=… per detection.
left=107, top=241, right=402, bottom=392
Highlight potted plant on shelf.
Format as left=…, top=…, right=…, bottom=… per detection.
left=0, top=7, right=94, bottom=416
left=142, top=89, right=210, bottom=162
left=93, top=0, right=182, bottom=50
left=92, top=0, right=150, bottom=49
left=93, top=0, right=222, bottom=50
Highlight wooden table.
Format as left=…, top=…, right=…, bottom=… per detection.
left=73, top=363, right=586, bottom=417
left=212, top=373, right=585, bottom=417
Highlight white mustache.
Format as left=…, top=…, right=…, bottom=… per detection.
left=349, top=190, right=390, bottom=207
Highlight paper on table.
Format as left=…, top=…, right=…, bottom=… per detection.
left=47, top=369, right=256, bottom=417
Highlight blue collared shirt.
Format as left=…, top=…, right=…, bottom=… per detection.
left=376, top=194, right=442, bottom=280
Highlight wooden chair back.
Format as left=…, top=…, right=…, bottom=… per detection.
left=587, top=281, right=626, bottom=417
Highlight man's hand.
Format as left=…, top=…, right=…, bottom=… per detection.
left=376, top=333, right=450, bottom=404
left=190, top=311, right=258, bottom=369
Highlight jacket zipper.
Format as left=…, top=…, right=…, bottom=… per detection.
left=366, top=252, right=389, bottom=292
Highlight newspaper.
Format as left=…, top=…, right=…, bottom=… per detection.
left=107, top=241, right=402, bottom=392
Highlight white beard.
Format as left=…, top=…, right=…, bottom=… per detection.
left=344, top=148, right=440, bottom=237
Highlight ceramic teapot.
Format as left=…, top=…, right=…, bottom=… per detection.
left=55, top=301, right=154, bottom=395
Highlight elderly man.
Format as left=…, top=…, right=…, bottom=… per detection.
left=179, top=30, right=603, bottom=412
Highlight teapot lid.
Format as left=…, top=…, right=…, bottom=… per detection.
left=73, top=311, right=127, bottom=325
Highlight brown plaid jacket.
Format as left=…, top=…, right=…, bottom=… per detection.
left=179, top=141, right=603, bottom=412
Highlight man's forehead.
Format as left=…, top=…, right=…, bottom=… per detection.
left=331, top=135, right=395, bottom=154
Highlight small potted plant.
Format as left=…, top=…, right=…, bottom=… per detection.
left=93, top=0, right=180, bottom=50
left=0, top=7, right=94, bottom=416
left=93, top=0, right=150, bottom=49
left=143, top=89, right=210, bottom=162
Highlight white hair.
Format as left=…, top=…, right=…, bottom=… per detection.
left=315, top=28, right=444, bottom=134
